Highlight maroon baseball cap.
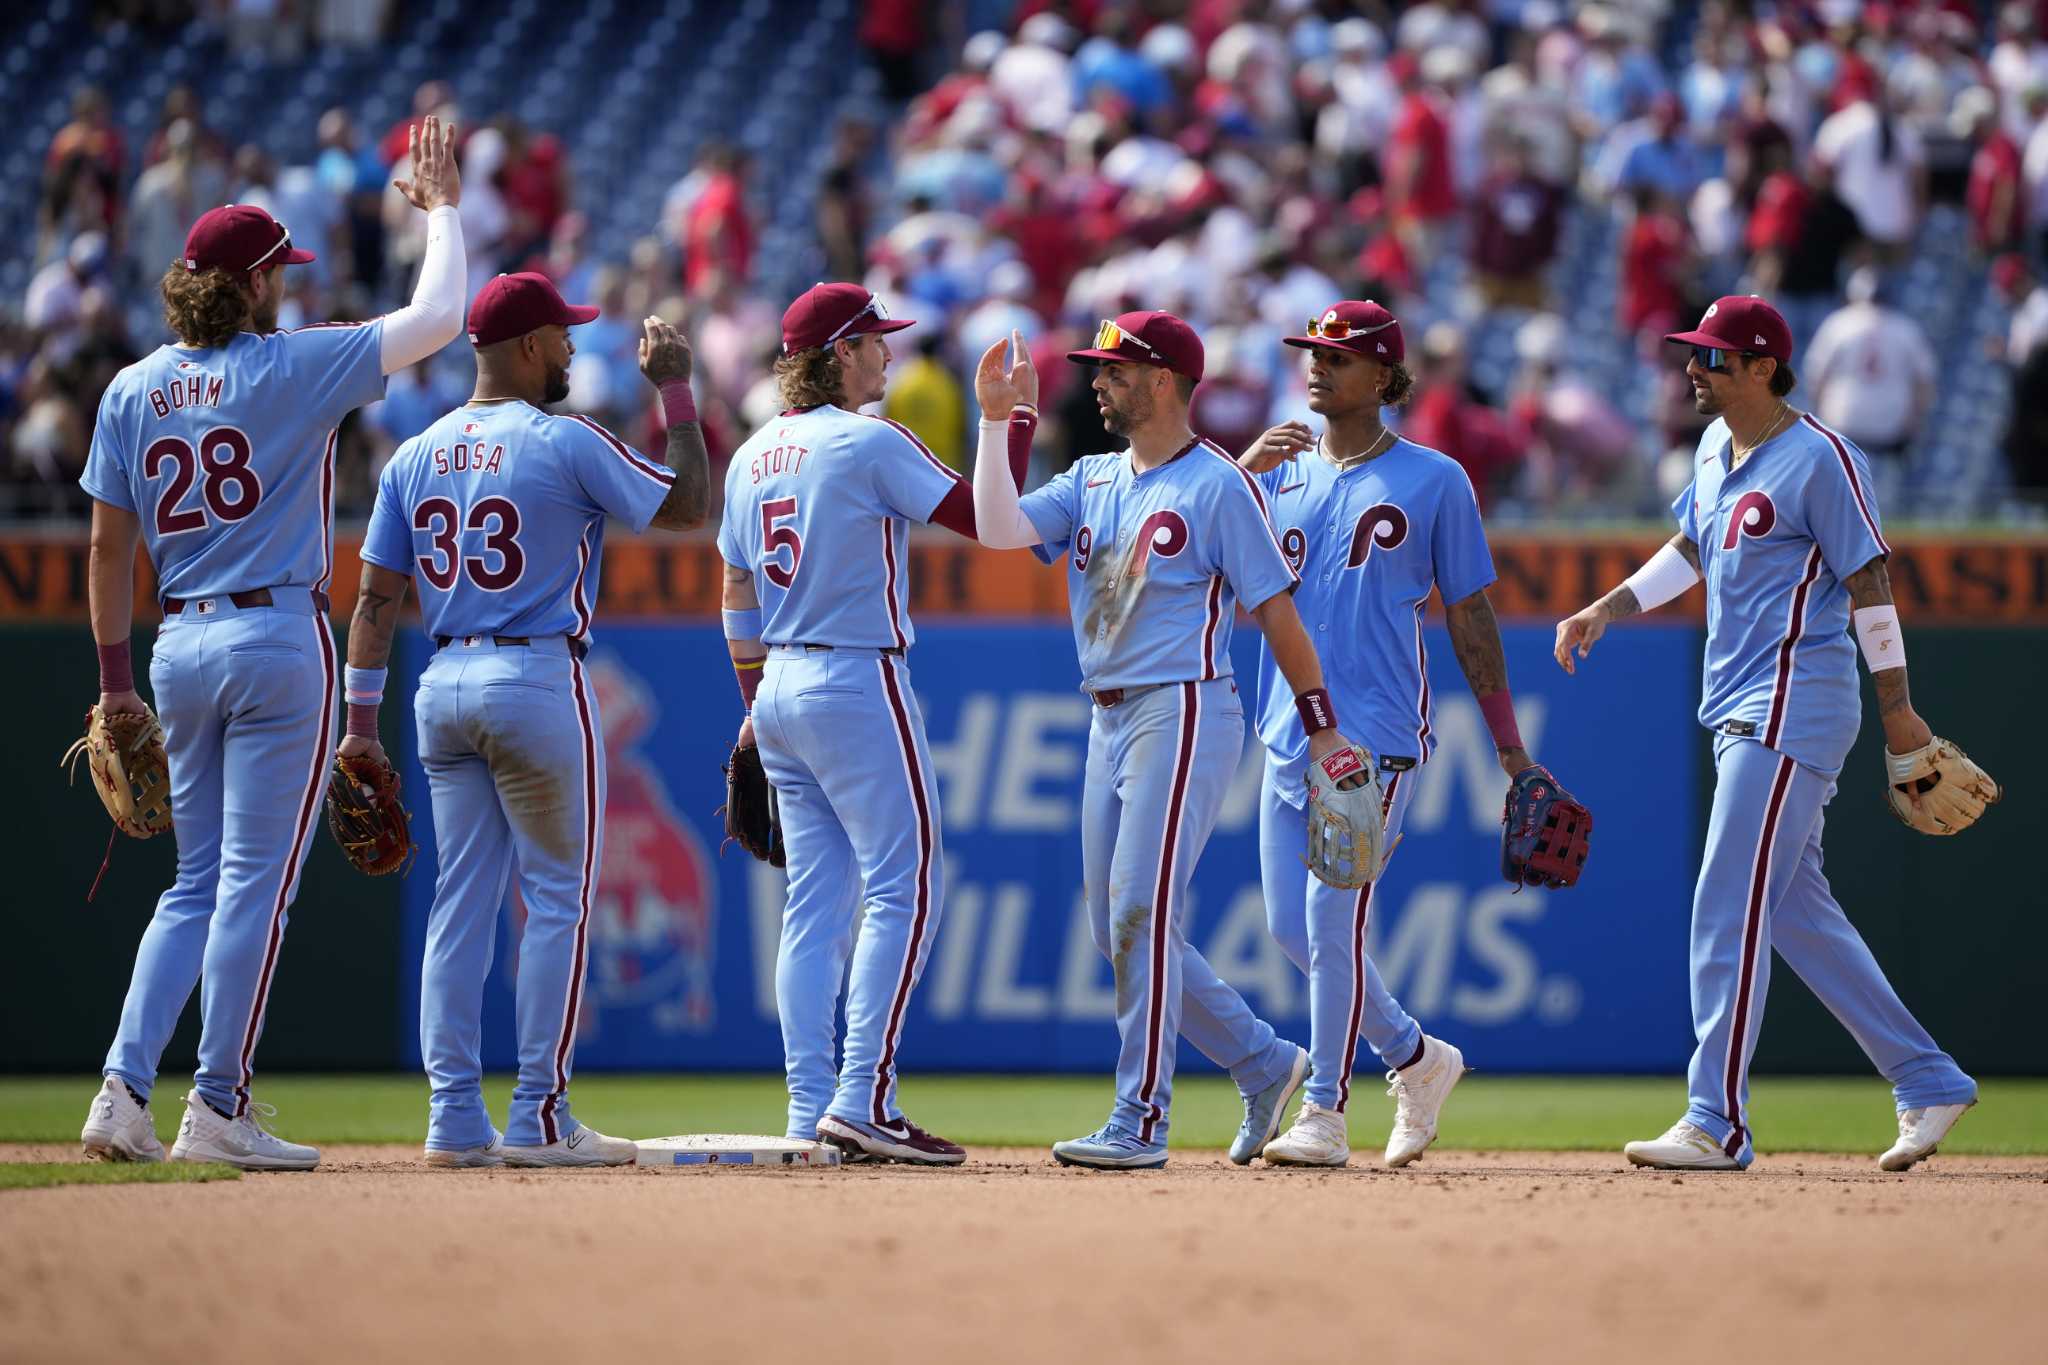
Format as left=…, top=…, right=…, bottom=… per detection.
left=1066, top=310, right=1205, bottom=383
left=1284, top=300, right=1405, bottom=363
left=1665, top=295, right=1793, bottom=361
left=467, top=272, right=599, bottom=347
left=781, top=282, right=914, bottom=353
left=183, top=204, right=316, bottom=276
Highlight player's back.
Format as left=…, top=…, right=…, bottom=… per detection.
left=81, top=323, right=385, bottom=600
left=367, top=399, right=673, bottom=644
left=718, top=404, right=959, bottom=650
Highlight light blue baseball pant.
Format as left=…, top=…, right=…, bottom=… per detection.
left=104, top=588, right=335, bottom=1118
left=414, top=636, right=606, bottom=1151
left=1683, top=736, right=1976, bottom=1166
left=1080, top=677, right=1298, bottom=1145
left=752, top=645, right=946, bottom=1140
left=1260, top=755, right=1425, bottom=1112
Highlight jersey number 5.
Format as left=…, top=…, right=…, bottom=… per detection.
left=761, top=496, right=802, bottom=588
left=145, top=426, right=261, bottom=535
left=415, top=495, right=525, bottom=592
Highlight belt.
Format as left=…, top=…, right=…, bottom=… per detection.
left=435, top=633, right=589, bottom=660
left=161, top=587, right=331, bottom=614
left=1091, top=682, right=1169, bottom=708
left=792, top=642, right=905, bottom=657
left=1716, top=720, right=1758, bottom=738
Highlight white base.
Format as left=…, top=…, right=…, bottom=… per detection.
left=635, top=1134, right=843, bottom=1168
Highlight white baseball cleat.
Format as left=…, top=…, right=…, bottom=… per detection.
left=80, top=1076, right=164, bottom=1163
left=168, top=1090, right=319, bottom=1171
left=1623, top=1120, right=1743, bottom=1171
left=501, top=1126, right=637, bottom=1168
left=425, top=1132, right=506, bottom=1170
left=1261, top=1100, right=1350, bottom=1166
left=1384, top=1035, right=1465, bottom=1168
left=1879, top=1102, right=1974, bottom=1171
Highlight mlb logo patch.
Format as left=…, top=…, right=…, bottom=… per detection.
left=177, top=360, right=201, bottom=372
left=463, top=422, right=481, bottom=435
left=195, top=599, right=217, bottom=616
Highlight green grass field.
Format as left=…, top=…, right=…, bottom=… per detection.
left=4, top=1074, right=2045, bottom=1154
left=0, top=1161, right=238, bottom=1190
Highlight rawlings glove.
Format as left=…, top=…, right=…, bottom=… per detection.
left=721, top=741, right=785, bottom=867
left=1304, top=744, right=1385, bottom=889
left=1501, top=764, right=1591, bottom=889
left=324, top=753, right=417, bottom=876
left=1884, top=735, right=2000, bottom=836
left=62, top=705, right=172, bottom=838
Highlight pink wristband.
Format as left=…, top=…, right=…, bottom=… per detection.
left=659, top=379, right=697, bottom=426
left=1477, top=690, right=1523, bottom=751
left=346, top=702, right=380, bottom=740
left=97, top=640, right=134, bottom=694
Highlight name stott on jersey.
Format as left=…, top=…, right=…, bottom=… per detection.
left=1678, top=413, right=1889, bottom=778
left=361, top=400, right=673, bottom=640
left=718, top=406, right=960, bottom=647
left=1253, top=438, right=1494, bottom=783
left=80, top=322, right=385, bottom=597
left=1021, top=438, right=1298, bottom=693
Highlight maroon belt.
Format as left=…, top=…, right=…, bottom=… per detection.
left=1091, top=682, right=1169, bottom=708
left=162, top=587, right=331, bottom=615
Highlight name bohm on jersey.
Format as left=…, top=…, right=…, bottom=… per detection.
left=147, top=369, right=225, bottom=418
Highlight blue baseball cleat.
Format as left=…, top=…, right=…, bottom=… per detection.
left=1052, top=1123, right=1168, bottom=1170
left=1229, top=1045, right=1311, bottom=1165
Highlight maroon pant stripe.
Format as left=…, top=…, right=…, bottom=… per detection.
left=1137, top=683, right=1199, bottom=1143
left=1721, top=753, right=1794, bottom=1157
left=540, top=654, right=601, bottom=1144
left=873, top=655, right=937, bottom=1122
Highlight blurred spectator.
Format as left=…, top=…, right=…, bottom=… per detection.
left=1964, top=86, right=2027, bottom=255
left=860, top=0, right=930, bottom=103
left=379, top=82, right=454, bottom=169
left=680, top=144, right=754, bottom=298
left=1813, top=85, right=1927, bottom=255
left=40, top=87, right=125, bottom=266
left=1596, top=93, right=1707, bottom=204
left=1403, top=323, right=1523, bottom=507
left=1469, top=137, right=1561, bottom=312
left=534, top=211, right=597, bottom=302
left=1619, top=189, right=1691, bottom=342
left=1507, top=315, right=1641, bottom=514
left=315, top=108, right=391, bottom=293
left=1477, top=26, right=1576, bottom=189
left=1073, top=13, right=1173, bottom=120
left=26, top=233, right=112, bottom=348
left=1570, top=5, right=1666, bottom=142
left=1803, top=267, right=1936, bottom=495
left=816, top=119, right=876, bottom=282
left=363, top=358, right=468, bottom=452
left=1188, top=331, right=1271, bottom=462
left=883, top=334, right=966, bottom=471
left=141, top=85, right=228, bottom=172
left=497, top=121, right=570, bottom=265
left=1385, top=53, right=1460, bottom=265
left=2000, top=254, right=2048, bottom=492
left=1989, top=4, right=2048, bottom=144
left=128, top=120, right=230, bottom=288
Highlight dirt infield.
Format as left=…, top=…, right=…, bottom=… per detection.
left=4, top=1144, right=2043, bottom=1364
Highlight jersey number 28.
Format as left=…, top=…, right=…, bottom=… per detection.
left=146, top=426, right=261, bottom=535
left=414, top=495, right=525, bottom=592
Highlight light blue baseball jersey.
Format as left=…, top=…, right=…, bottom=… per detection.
left=1020, top=437, right=1298, bottom=692
left=717, top=405, right=962, bottom=649
left=80, top=322, right=386, bottom=598
left=1677, top=413, right=1888, bottom=778
left=361, top=400, right=671, bottom=642
left=1252, top=437, right=1495, bottom=776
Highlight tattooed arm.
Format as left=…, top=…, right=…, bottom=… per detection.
left=1445, top=587, right=1534, bottom=777
left=1554, top=532, right=1700, bottom=674
left=640, top=317, right=712, bottom=531
left=346, top=563, right=412, bottom=671
left=1844, top=556, right=1933, bottom=754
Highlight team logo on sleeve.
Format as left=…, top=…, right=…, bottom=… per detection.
left=1721, top=490, right=1776, bottom=550
left=1126, top=508, right=1189, bottom=575
left=1281, top=526, right=1307, bottom=573
left=1345, top=502, right=1409, bottom=567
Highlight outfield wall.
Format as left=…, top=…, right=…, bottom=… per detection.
left=7, top=610, right=2039, bottom=1078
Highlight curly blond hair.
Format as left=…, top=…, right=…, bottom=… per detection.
left=160, top=263, right=251, bottom=347
left=774, top=346, right=847, bottom=411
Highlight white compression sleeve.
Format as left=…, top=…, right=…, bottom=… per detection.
left=1622, top=542, right=1701, bottom=611
left=971, top=414, right=1042, bottom=550
left=378, top=205, right=466, bottom=374
left=1852, top=605, right=1907, bottom=671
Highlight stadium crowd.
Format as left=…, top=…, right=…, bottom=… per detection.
left=11, top=0, right=2048, bottom=523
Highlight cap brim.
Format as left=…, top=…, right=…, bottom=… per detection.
left=1066, top=346, right=1168, bottom=367
left=1283, top=335, right=1359, bottom=352
left=281, top=247, right=317, bottom=265
left=1662, top=329, right=1728, bottom=349
left=853, top=317, right=915, bottom=338
left=561, top=303, right=600, bottom=326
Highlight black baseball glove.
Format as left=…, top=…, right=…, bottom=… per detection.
left=1500, top=764, right=1591, bottom=889
left=721, top=741, right=785, bottom=867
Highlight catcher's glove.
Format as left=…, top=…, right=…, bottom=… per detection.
left=324, top=753, right=416, bottom=877
left=721, top=741, right=785, bottom=867
left=1884, top=735, right=2000, bottom=835
left=62, top=705, right=172, bottom=838
left=1501, top=764, right=1591, bottom=889
left=1303, top=744, right=1386, bottom=889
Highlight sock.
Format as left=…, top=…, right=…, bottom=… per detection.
left=1396, top=1036, right=1428, bottom=1071
left=124, top=1083, right=148, bottom=1108
left=205, top=1098, right=236, bottom=1121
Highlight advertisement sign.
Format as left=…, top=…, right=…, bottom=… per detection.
left=397, top=621, right=1703, bottom=1075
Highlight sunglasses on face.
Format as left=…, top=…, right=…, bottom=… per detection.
left=1691, top=345, right=1757, bottom=373
left=1095, top=318, right=1164, bottom=362
left=825, top=296, right=888, bottom=346
left=1303, top=315, right=1396, bottom=341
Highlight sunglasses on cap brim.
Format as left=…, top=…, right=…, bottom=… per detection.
left=1093, top=318, right=1165, bottom=362
left=825, top=296, right=889, bottom=346
left=1303, top=315, right=1397, bottom=342
left=246, top=220, right=295, bottom=273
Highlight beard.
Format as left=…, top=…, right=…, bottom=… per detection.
left=249, top=291, right=281, bottom=334
left=1692, top=384, right=1723, bottom=416
left=1100, top=386, right=1153, bottom=436
left=544, top=361, right=572, bottom=405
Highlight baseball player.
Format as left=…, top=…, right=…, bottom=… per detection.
left=1556, top=295, right=1990, bottom=1171
left=971, top=311, right=1370, bottom=1170
left=76, top=119, right=467, bottom=1170
left=720, top=283, right=1033, bottom=1165
left=1237, top=300, right=1545, bottom=1167
left=341, top=275, right=710, bottom=1168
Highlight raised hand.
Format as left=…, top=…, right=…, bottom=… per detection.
left=393, top=114, right=461, bottom=213
left=1239, top=421, right=1314, bottom=473
left=639, top=316, right=694, bottom=386
left=975, top=328, right=1039, bottom=419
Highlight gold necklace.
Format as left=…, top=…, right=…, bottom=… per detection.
left=1730, top=403, right=1793, bottom=468
left=1324, top=425, right=1395, bottom=469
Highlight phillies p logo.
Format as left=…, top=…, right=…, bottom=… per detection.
left=1347, top=502, right=1409, bottom=567
left=1126, top=508, right=1189, bottom=576
left=1722, top=490, right=1776, bottom=550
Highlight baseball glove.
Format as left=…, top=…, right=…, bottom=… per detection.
left=62, top=705, right=173, bottom=838
left=1304, top=744, right=1386, bottom=889
left=721, top=741, right=785, bottom=867
left=1884, top=735, right=2000, bottom=836
left=1501, top=764, right=1591, bottom=889
left=324, top=753, right=416, bottom=877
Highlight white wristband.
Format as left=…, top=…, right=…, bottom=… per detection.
left=1853, top=605, right=1906, bottom=672
left=1621, top=543, right=1701, bottom=612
